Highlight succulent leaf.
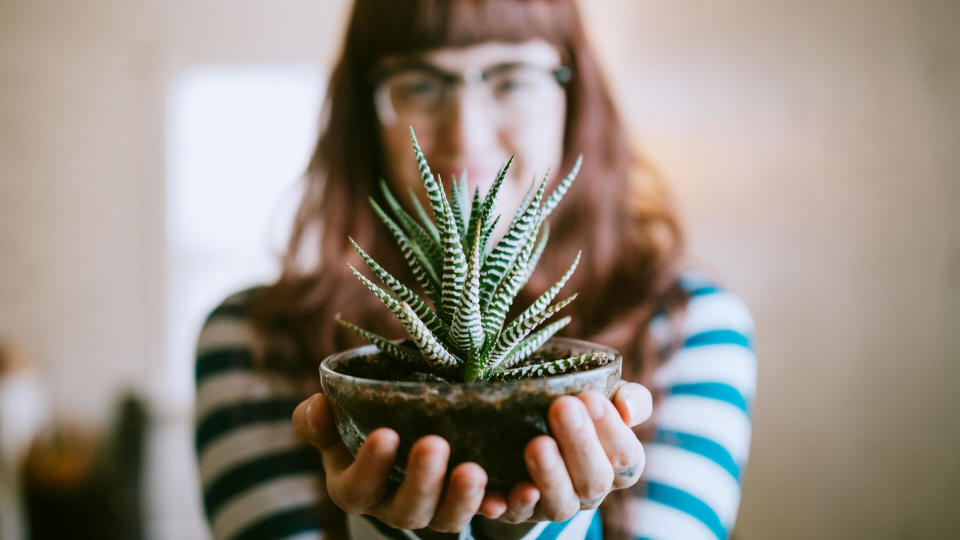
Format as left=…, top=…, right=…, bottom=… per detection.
left=493, top=316, right=571, bottom=371
left=541, top=155, right=582, bottom=221
left=479, top=175, right=548, bottom=310
left=335, top=317, right=424, bottom=367
left=409, top=189, right=440, bottom=245
left=449, top=175, right=467, bottom=242
left=488, top=351, right=613, bottom=381
left=379, top=180, right=443, bottom=271
left=450, top=223, right=485, bottom=361
left=485, top=293, right=580, bottom=372
left=398, top=301, right=462, bottom=371
left=409, top=129, right=468, bottom=322
left=369, top=198, right=441, bottom=303
left=348, top=237, right=448, bottom=339
left=481, top=207, right=541, bottom=338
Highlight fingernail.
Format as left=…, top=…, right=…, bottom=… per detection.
left=560, top=403, right=584, bottom=430
left=303, top=396, right=319, bottom=437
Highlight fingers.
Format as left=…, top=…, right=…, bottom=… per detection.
left=578, top=392, right=646, bottom=489
left=500, top=482, right=540, bottom=523
left=428, top=462, right=487, bottom=532
left=548, top=396, right=614, bottom=507
left=612, top=382, right=653, bottom=427
left=479, top=493, right=508, bottom=519
left=326, top=428, right=399, bottom=512
left=292, top=393, right=340, bottom=450
left=374, top=435, right=450, bottom=530
left=524, top=435, right=580, bottom=522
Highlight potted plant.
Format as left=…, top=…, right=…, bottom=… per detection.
left=320, top=129, right=621, bottom=491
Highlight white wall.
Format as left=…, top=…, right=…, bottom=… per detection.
left=1, top=0, right=957, bottom=538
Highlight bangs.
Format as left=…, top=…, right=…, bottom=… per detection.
left=346, top=0, right=577, bottom=67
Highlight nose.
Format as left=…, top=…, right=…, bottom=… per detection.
left=436, top=84, right=499, bottom=161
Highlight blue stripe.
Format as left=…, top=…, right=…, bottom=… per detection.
left=231, top=505, right=322, bottom=540
left=195, top=398, right=299, bottom=453
left=684, top=329, right=752, bottom=349
left=646, top=481, right=726, bottom=540
left=670, top=382, right=750, bottom=414
left=689, top=285, right=721, bottom=297
left=536, top=511, right=581, bottom=539
left=203, top=447, right=318, bottom=519
left=656, top=429, right=740, bottom=480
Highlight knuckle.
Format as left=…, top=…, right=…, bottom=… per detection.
left=337, top=489, right=375, bottom=512
left=392, top=513, right=428, bottom=530
left=545, top=502, right=578, bottom=522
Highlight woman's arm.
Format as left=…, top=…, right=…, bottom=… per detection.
left=614, top=279, right=757, bottom=540
left=194, top=290, right=334, bottom=540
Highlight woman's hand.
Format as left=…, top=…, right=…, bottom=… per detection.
left=292, top=394, right=489, bottom=533
left=292, top=381, right=652, bottom=530
left=481, top=382, right=653, bottom=523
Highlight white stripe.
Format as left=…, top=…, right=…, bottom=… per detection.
left=644, top=443, right=742, bottom=529
left=283, top=532, right=323, bottom=540
left=195, top=370, right=299, bottom=421
left=197, top=317, right=255, bottom=355
left=627, top=497, right=715, bottom=540
left=648, top=290, right=754, bottom=348
left=346, top=515, right=420, bottom=540
left=655, top=395, right=752, bottom=465
left=653, top=344, right=757, bottom=400
left=211, top=474, right=322, bottom=540
left=557, top=509, right=598, bottom=540
left=681, top=292, right=754, bottom=337
left=197, top=421, right=305, bottom=486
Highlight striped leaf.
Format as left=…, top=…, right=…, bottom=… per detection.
left=507, top=250, right=580, bottom=334
left=449, top=175, right=467, bottom=243
left=481, top=210, right=540, bottom=338
left=493, top=316, right=571, bottom=371
left=379, top=180, right=442, bottom=271
left=541, top=156, right=582, bottom=221
left=488, top=352, right=613, bottom=381
left=398, top=301, right=462, bottom=370
left=479, top=175, right=548, bottom=310
left=409, top=189, right=440, bottom=245
left=526, top=222, right=550, bottom=277
left=485, top=293, right=579, bottom=372
left=369, top=198, right=441, bottom=303
left=410, top=128, right=467, bottom=322
left=349, top=265, right=404, bottom=314
left=335, top=317, right=424, bottom=367
left=450, top=223, right=485, bottom=357
left=474, top=155, right=513, bottom=235
left=348, top=237, right=448, bottom=339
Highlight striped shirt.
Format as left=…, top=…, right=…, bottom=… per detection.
left=194, top=271, right=756, bottom=539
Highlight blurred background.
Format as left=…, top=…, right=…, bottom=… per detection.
left=1, top=0, right=957, bottom=538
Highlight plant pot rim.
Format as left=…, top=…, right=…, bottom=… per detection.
left=320, top=335, right=621, bottom=390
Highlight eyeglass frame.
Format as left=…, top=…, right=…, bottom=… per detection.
left=368, top=60, right=572, bottom=125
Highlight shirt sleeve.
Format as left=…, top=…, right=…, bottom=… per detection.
left=194, top=289, right=333, bottom=540
left=622, top=276, right=757, bottom=540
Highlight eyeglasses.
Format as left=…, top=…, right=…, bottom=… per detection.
left=370, top=61, right=571, bottom=127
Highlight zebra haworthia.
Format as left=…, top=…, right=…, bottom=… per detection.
left=338, top=128, right=604, bottom=382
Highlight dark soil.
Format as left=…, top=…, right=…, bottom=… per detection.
left=323, top=344, right=620, bottom=492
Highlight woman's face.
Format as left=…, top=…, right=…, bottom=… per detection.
left=375, top=40, right=567, bottom=238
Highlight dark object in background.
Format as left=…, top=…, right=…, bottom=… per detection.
left=23, top=394, right=146, bottom=540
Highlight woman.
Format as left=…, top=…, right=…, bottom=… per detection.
left=194, top=1, right=756, bottom=539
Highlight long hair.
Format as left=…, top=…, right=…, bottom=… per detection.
left=251, top=1, right=688, bottom=535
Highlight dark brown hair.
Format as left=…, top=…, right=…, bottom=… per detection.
left=251, top=1, right=688, bottom=535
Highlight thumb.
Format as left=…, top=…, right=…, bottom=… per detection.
left=292, top=393, right=341, bottom=450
